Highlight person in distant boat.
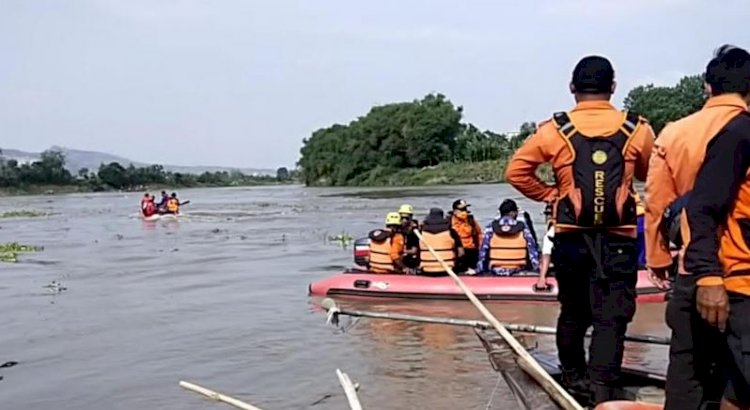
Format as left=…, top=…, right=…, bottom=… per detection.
left=156, top=191, right=169, bottom=211
left=418, top=207, right=464, bottom=276
left=476, top=199, right=540, bottom=276
left=140, top=193, right=151, bottom=216
left=165, top=192, right=180, bottom=214
left=368, top=212, right=408, bottom=274
left=143, top=197, right=156, bottom=217
left=448, top=199, right=483, bottom=275
left=397, top=204, right=420, bottom=270
left=505, top=55, right=655, bottom=404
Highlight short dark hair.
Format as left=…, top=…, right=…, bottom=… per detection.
left=572, top=55, right=614, bottom=94
left=705, top=44, right=750, bottom=97
left=499, top=199, right=518, bottom=216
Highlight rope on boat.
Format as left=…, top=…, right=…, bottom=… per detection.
left=336, top=369, right=364, bottom=410
left=178, top=380, right=263, bottom=410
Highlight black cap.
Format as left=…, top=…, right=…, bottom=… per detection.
left=572, top=55, right=614, bottom=94
left=452, top=199, right=470, bottom=210
left=499, top=199, right=519, bottom=215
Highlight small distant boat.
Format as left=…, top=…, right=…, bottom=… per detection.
left=140, top=213, right=179, bottom=222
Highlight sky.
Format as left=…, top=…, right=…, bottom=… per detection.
left=1, top=0, right=749, bottom=169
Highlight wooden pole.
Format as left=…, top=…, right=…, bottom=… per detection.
left=413, top=229, right=584, bottom=410
left=320, top=301, right=669, bottom=346
left=336, top=369, right=364, bottom=410
left=179, top=380, right=264, bottom=410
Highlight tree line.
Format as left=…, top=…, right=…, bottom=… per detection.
left=0, top=150, right=291, bottom=191
left=298, top=75, right=707, bottom=186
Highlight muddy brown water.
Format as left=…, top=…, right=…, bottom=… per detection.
left=0, top=184, right=667, bottom=410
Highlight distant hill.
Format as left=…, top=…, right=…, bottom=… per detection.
left=0, top=146, right=275, bottom=176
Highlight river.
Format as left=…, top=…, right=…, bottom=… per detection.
left=0, top=184, right=668, bottom=410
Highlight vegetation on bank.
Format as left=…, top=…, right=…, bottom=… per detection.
left=0, top=149, right=297, bottom=195
left=298, top=75, right=707, bottom=187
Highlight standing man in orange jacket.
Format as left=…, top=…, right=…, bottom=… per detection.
left=683, top=45, right=750, bottom=410
left=506, top=55, right=655, bottom=404
left=645, top=45, right=750, bottom=410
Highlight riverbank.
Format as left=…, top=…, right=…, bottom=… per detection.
left=308, top=160, right=553, bottom=187
left=0, top=180, right=295, bottom=197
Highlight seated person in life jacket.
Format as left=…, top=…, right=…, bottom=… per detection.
left=165, top=192, right=180, bottom=214
left=448, top=199, right=484, bottom=275
left=418, top=207, right=465, bottom=276
left=397, top=204, right=420, bottom=270
left=477, top=199, right=540, bottom=276
left=368, top=212, right=408, bottom=274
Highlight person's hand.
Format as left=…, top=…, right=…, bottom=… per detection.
left=648, top=267, right=672, bottom=290
left=696, top=283, right=729, bottom=332
left=535, top=277, right=549, bottom=290
left=457, top=248, right=465, bottom=258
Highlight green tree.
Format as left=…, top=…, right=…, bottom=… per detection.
left=276, top=167, right=289, bottom=180
left=623, top=75, right=706, bottom=135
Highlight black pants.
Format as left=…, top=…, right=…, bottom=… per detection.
left=552, top=232, right=637, bottom=389
left=664, top=275, right=724, bottom=410
left=455, top=248, right=479, bottom=273
left=725, top=292, right=750, bottom=407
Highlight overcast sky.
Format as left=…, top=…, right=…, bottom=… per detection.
left=1, top=0, right=748, bottom=169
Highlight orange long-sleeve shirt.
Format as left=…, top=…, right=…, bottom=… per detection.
left=505, top=100, right=655, bottom=237
left=390, top=232, right=405, bottom=263
left=645, top=94, right=749, bottom=272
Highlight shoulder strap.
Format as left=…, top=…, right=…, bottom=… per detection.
left=552, top=112, right=576, bottom=139
left=621, top=112, right=641, bottom=137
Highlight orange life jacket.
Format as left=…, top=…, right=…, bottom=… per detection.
left=167, top=198, right=179, bottom=213
left=368, top=228, right=395, bottom=273
left=488, top=220, right=528, bottom=269
left=419, top=228, right=456, bottom=273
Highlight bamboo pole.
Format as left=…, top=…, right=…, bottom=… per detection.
left=179, top=380, right=263, bottom=410
left=336, top=369, right=363, bottom=410
left=320, top=302, right=669, bottom=346
left=413, top=229, right=584, bottom=410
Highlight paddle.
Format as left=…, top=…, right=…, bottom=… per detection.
left=413, top=229, right=583, bottom=410
left=320, top=301, right=669, bottom=345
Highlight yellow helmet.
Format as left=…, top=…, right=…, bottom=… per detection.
left=398, top=204, right=414, bottom=215
left=385, top=212, right=402, bottom=225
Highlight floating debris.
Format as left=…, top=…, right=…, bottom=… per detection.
left=0, top=210, right=47, bottom=219
left=327, top=233, right=353, bottom=248
left=0, top=242, right=44, bottom=263
left=43, top=281, right=67, bottom=293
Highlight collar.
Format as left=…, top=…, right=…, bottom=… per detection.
left=704, top=94, right=749, bottom=110
left=571, top=100, right=616, bottom=111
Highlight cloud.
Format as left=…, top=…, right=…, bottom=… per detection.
left=540, top=0, right=697, bottom=18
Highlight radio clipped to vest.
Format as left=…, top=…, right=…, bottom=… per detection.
left=552, top=111, right=640, bottom=229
